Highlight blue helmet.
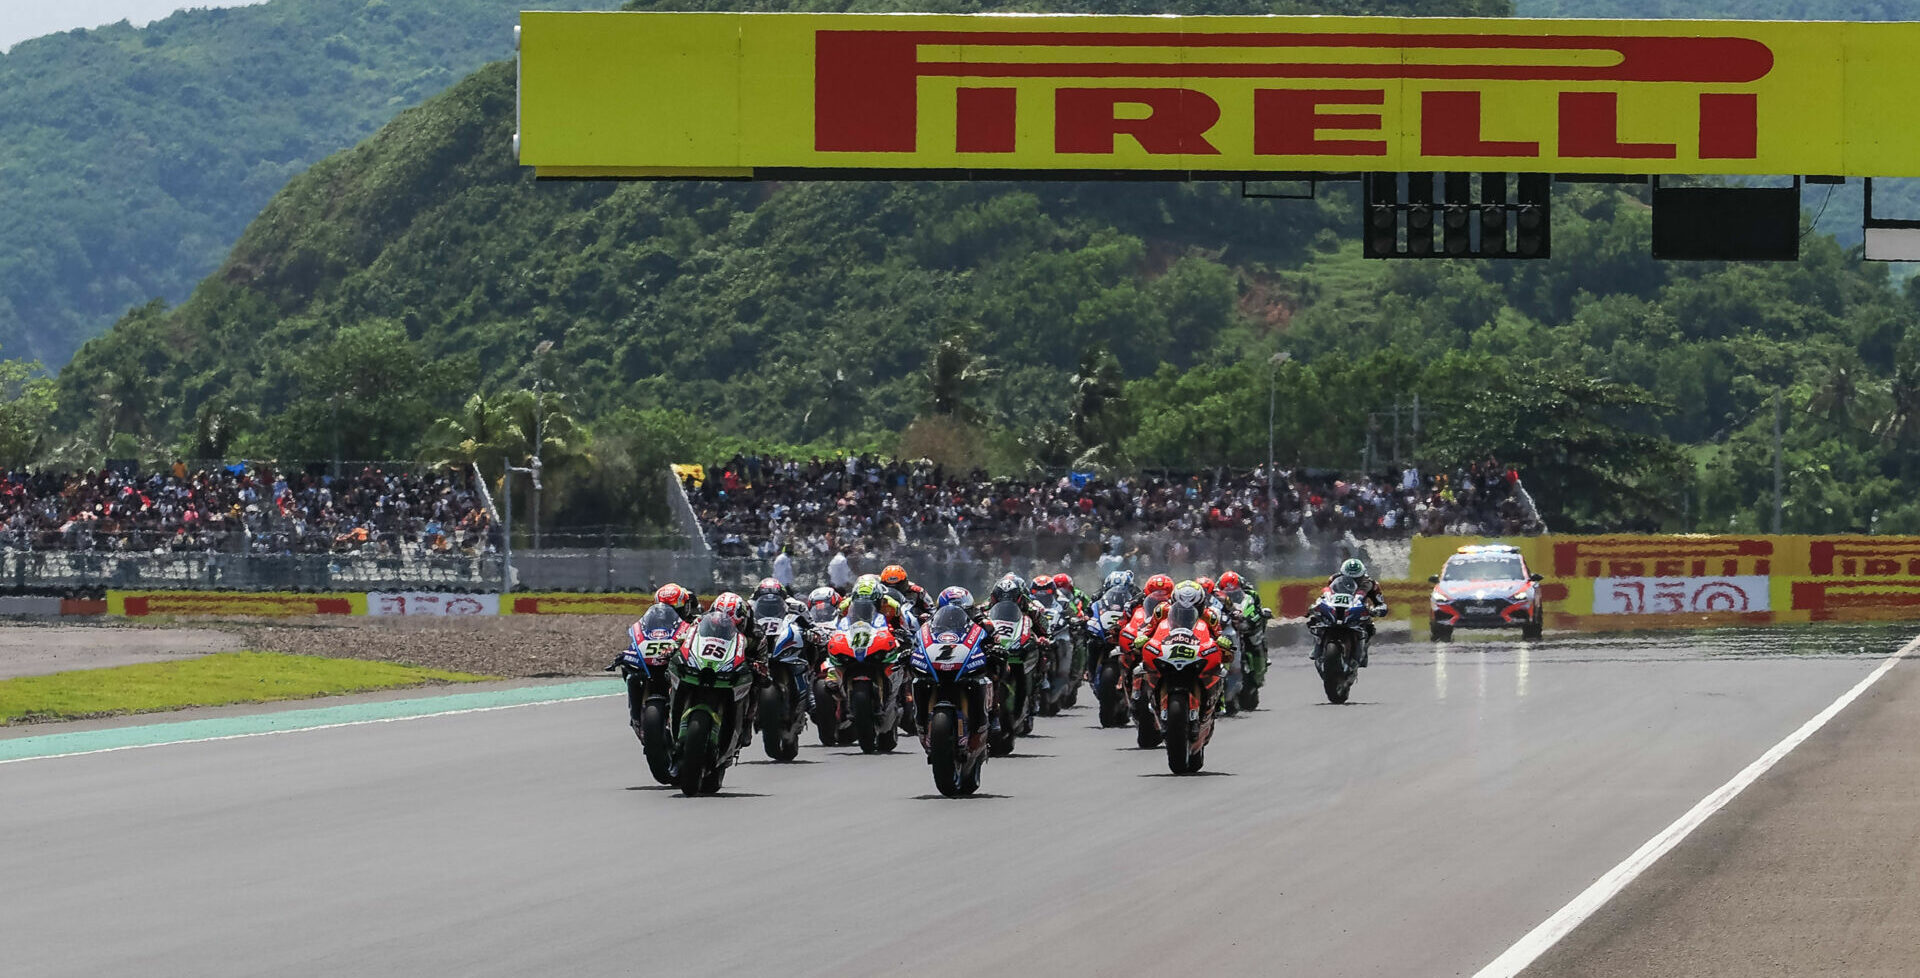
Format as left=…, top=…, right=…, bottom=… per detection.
left=1103, top=570, right=1135, bottom=592
left=938, top=586, right=975, bottom=609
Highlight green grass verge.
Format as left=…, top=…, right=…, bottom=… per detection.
left=0, top=652, right=495, bottom=724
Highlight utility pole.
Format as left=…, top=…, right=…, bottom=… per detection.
left=504, top=454, right=542, bottom=594
left=1392, top=395, right=1403, bottom=467
left=1410, top=393, right=1421, bottom=466
left=1771, top=390, right=1784, bottom=533
left=1266, top=352, right=1289, bottom=554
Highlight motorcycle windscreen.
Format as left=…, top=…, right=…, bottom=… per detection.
left=694, top=614, right=738, bottom=643
left=752, top=594, right=787, bottom=623
left=1331, top=576, right=1361, bottom=596
left=988, top=600, right=1023, bottom=624
left=846, top=597, right=879, bottom=624
left=807, top=603, right=837, bottom=625
left=1168, top=604, right=1200, bottom=631
left=930, top=604, right=971, bottom=637
left=638, top=602, right=682, bottom=638
left=1100, top=585, right=1130, bottom=608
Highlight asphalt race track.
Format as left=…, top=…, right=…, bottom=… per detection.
left=4, top=626, right=1912, bottom=977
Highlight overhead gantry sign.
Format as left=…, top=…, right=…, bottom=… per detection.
left=515, top=13, right=1920, bottom=260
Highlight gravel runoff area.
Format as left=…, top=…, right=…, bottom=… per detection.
left=200, top=615, right=626, bottom=678
left=0, top=623, right=245, bottom=680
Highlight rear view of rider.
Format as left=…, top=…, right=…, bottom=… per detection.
left=1316, top=558, right=1387, bottom=666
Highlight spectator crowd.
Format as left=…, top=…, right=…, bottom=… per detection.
left=0, top=464, right=497, bottom=555
left=688, top=453, right=1543, bottom=568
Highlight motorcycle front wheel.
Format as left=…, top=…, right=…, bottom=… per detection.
left=641, top=701, right=675, bottom=785
left=1164, top=698, right=1194, bottom=774
left=850, top=684, right=879, bottom=753
left=928, top=707, right=962, bottom=797
left=677, top=710, right=714, bottom=796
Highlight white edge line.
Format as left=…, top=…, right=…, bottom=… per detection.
left=0, top=693, right=621, bottom=766
left=1474, top=632, right=1920, bottom=978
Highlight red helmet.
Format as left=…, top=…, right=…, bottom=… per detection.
left=1030, top=575, right=1055, bottom=593
left=880, top=564, right=909, bottom=586
left=654, top=583, right=696, bottom=618
left=1217, top=571, right=1244, bottom=593
left=1144, top=574, right=1175, bottom=598
left=1197, top=576, right=1216, bottom=596
left=1052, top=573, right=1072, bottom=590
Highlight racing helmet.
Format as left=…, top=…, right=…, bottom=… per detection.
left=653, top=583, right=697, bottom=620
left=752, top=576, right=786, bottom=599
left=1196, top=575, right=1216, bottom=597
left=880, top=564, right=909, bottom=587
left=852, top=574, right=883, bottom=599
left=1029, top=575, right=1057, bottom=599
left=1052, top=573, right=1073, bottom=591
left=988, top=573, right=1025, bottom=605
left=805, top=586, right=839, bottom=624
left=1144, top=574, right=1175, bottom=599
left=1171, top=582, right=1207, bottom=609
left=938, top=585, right=975, bottom=609
left=1217, top=570, right=1244, bottom=594
left=1341, top=557, right=1367, bottom=580
left=710, top=591, right=747, bottom=625
left=1103, top=570, right=1135, bottom=593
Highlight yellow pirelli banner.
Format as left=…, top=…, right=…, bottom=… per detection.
left=517, top=12, right=1920, bottom=179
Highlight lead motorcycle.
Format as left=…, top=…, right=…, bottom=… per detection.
left=1308, top=577, right=1371, bottom=705
left=1084, top=584, right=1134, bottom=728
left=668, top=610, right=759, bottom=796
left=751, top=592, right=812, bottom=762
left=1140, top=599, right=1227, bottom=775
left=828, top=596, right=906, bottom=754
left=985, top=598, right=1040, bottom=755
left=612, top=602, right=687, bottom=785
left=909, top=605, right=996, bottom=797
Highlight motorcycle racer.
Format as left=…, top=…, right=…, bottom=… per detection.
left=1314, top=558, right=1387, bottom=666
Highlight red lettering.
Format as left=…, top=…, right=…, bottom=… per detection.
left=1866, top=558, right=1902, bottom=576
left=1054, top=88, right=1221, bottom=155
left=956, top=88, right=1017, bottom=153
left=1253, top=89, right=1385, bottom=156
left=1420, top=91, right=1539, bottom=157
left=1698, top=92, right=1757, bottom=159
left=1559, top=91, right=1675, bottom=159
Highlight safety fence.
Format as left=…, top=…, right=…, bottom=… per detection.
left=1262, top=534, right=1920, bottom=634
left=13, top=534, right=1918, bottom=627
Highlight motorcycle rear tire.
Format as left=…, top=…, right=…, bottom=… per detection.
left=814, top=695, right=840, bottom=746
left=1164, top=701, right=1193, bottom=774
left=1097, top=663, right=1124, bottom=727
left=677, top=710, right=713, bottom=796
left=641, top=702, right=675, bottom=785
left=929, top=708, right=962, bottom=797
left=1237, top=686, right=1260, bottom=713
left=1134, top=702, right=1163, bottom=750
left=850, top=685, right=879, bottom=754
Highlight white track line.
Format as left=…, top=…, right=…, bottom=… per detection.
left=0, top=693, right=621, bottom=766
left=1474, top=633, right=1919, bottom=978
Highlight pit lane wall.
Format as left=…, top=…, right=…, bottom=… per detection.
left=1264, top=535, right=1920, bottom=633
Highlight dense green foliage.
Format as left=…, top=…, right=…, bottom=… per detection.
left=0, top=0, right=610, bottom=366
left=1520, top=0, right=1920, bottom=17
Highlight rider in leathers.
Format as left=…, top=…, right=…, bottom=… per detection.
left=1313, top=558, right=1388, bottom=666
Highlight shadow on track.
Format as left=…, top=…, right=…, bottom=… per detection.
left=672, top=791, right=770, bottom=799
left=911, top=793, right=1009, bottom=801
left=1137, top=770, right=1235, bottom=778
left=740, top=758, right=819, bottom=765
left=625, top=785, right=678, bottom=791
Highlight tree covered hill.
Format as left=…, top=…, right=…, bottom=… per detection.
left=41, top=0, right=1920, bottom=534
left=0, top=0, right=613, bottom=367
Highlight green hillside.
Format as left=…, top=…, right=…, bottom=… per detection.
left=0, top=0, right=612, bottom=367
left=38, top=0, right=1920, bottom=534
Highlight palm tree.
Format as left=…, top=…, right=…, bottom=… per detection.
left=422, top=392, right=523, bottom=473
left=1806, top=362, right=1859, bottom=427
left=924, top=319, right=996, bottom=423
left=1874, top=359, right=1920, bottom=449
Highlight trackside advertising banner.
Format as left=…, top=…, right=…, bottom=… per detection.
left=517, top=12, right=1920, bottom=179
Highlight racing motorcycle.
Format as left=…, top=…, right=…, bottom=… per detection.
left=1140, top=602, right=1226, bottom=775
left=1309, top=577, right=1370, bottom=705
left=1226, top=591, right=1271, bottom=712
left=667, top=610, right=758, bottom=796
left=751, top=592, right=811, bottom=762
left=828, top=596, right=906, bottom=754
left=909, top=605, right=995, bottom=797
left=1084, top=585, right=1133, bottom=728
left=985, top=599, right=1040, bottom=755
left=805, top=599, right=847, bottom=745
left=1038, top=595, right=1079, bottom=716
left=611, top=603, right=686, bottom=785
left=1123, top=600, right=1165, bottom=749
